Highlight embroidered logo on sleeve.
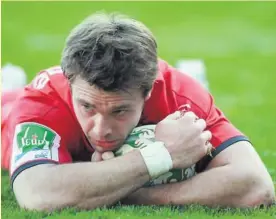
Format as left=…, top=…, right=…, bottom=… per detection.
left=10, top=122, right=61, bottom=173
left=32, top=73, right=50, bottom=89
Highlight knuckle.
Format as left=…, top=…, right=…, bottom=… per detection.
left=201, top=119, right=207, bottom=127
left=199, top=133, right=207, bottom=143
left=197, top=119, right=206, bottom=129
left=194, top=124, right=203, bottom=133
left=206, top=130, right=212, bottom=139
left=194, top=120, right=205, bottom=132
left=183, top=111, right=196, bottom=120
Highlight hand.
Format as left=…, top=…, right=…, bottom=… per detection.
left=91, top=151, right=115, bottom=162
left=155, top=111, right=212, bottom=169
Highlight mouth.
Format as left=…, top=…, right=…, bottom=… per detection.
left=92, top=140, right=120, bottom=149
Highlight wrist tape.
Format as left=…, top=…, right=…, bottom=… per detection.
left=140, top=141, right=173, bottom=179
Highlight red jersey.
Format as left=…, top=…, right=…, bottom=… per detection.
left=1, top=59, right=248, bottom=184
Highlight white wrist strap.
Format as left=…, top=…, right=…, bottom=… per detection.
left=140, top=141, right=173, bottom=179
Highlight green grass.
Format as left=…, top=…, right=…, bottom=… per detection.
left=1, top=1, right=276, bottom=218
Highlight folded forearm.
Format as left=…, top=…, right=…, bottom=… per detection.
left=168, top=165, right=253, bottom=207
left=123, top=164, right=268, bottom=207
left=14, top=150, right=150, bottom=211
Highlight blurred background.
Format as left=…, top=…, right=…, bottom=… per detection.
left=2, top=2, right=276, bottom=183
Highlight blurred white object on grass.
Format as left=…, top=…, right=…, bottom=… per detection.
left=1, top=63, right=27, bottom=92
left=175, top=59, right=209, bottom=90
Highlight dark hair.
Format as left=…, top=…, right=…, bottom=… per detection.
left=61, top=12, right=158, bottom=97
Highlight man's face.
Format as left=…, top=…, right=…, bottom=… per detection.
left=71, top=77, right=149, bottom=152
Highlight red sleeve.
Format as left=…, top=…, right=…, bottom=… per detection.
left=206, top=94, right=249, bottom=150
left=163, top=61, right=249, bottom=147
left=174, top=74, right=250, bottom=171
left=195, top=93, right=250, bottom=172
left=8, top=95, right=76, bottom=186
left=162, top=62, right=250, bottom=171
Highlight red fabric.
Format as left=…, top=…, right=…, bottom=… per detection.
left=141, top=59, right=244, bottom=148
left=1, top=60, right=245, bottom=173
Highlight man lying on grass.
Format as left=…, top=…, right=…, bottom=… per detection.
left=1, top=12, right=275, bottom=212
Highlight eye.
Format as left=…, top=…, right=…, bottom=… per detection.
left=81, top=103, right=93, bottom=113
left=82, top=103, right=90, bottom=109
left=113, top=109, right=127, bottom=116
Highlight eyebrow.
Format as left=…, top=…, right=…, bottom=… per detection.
left=76, top=98, right=95, bottom=108
left=76, top=98, right=132, bottom=111
left=112, top=104, right=132, bottom=111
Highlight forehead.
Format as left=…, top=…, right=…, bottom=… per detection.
left=71, top=77, right=143, bottom=105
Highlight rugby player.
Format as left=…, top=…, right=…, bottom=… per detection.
left=1, top=12, right=275, bottom=211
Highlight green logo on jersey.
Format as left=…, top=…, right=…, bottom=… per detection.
left=17, top=123, right=56, bottom=153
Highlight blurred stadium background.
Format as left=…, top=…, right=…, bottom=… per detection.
left=1, top=1, right=276, bottom=218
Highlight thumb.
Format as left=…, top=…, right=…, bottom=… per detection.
left=102, top=151, right=115, bottom=161
left=91, top=151, right=103, bottom=162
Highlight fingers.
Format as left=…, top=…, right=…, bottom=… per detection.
left=194, top=118, right=207, bottom=131
left=197, top=130, right=213, bottom=157
left=165, top=110, right=203, bottom=123
left=91, top=151, right=103, bottom=162
left=200, top=130, right=212, bottom=143
left=102, top=151, right=115, bottom=160
left=165, top=110, right=198, bottom=121
left=177, top=111, right=206, bottom=131
left=200, top=130, right=214, bottom=157
left=205, top=142, right=214, bottom=157
left=92, top=151, right=115, bottom=162
left=165, top=111, right=182, bottom=120
left=178, top=111, right=199, bottom=122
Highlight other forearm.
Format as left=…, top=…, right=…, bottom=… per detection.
left=14, top=150, right=150, bottom=211
left=122, top=164, right=275, bottom=207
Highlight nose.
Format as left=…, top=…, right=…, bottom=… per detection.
left=92, top=114, right=112, bottom=139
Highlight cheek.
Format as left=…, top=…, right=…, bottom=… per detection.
left=117, top=111, right=141, bottom=131
left=73, top=103, right=91, bottom=133
left=83, top=119, right=95, bottom=135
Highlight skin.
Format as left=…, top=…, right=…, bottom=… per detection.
left=71, top=77, right=150, bottom=153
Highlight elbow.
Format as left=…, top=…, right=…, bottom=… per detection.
left=15, top=181, right=105, bottom=212
left=15, top=187, right=80, bottom=212
left=15, top=184, right=113, bottom=212
left=16, top=191, right=78, bottom=212
left=14, top=186, right=50, bottom=212
left=15, top=189, right=69, bottom=212
left=258, top=187, right=275, bottom=207
left=243, top=185, right=275, bottom=208
left=239, top=171, right=275, bottom=208
left=13, top=172, right=77, bottom=212
left=18, top=199, right=52, bottom=212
